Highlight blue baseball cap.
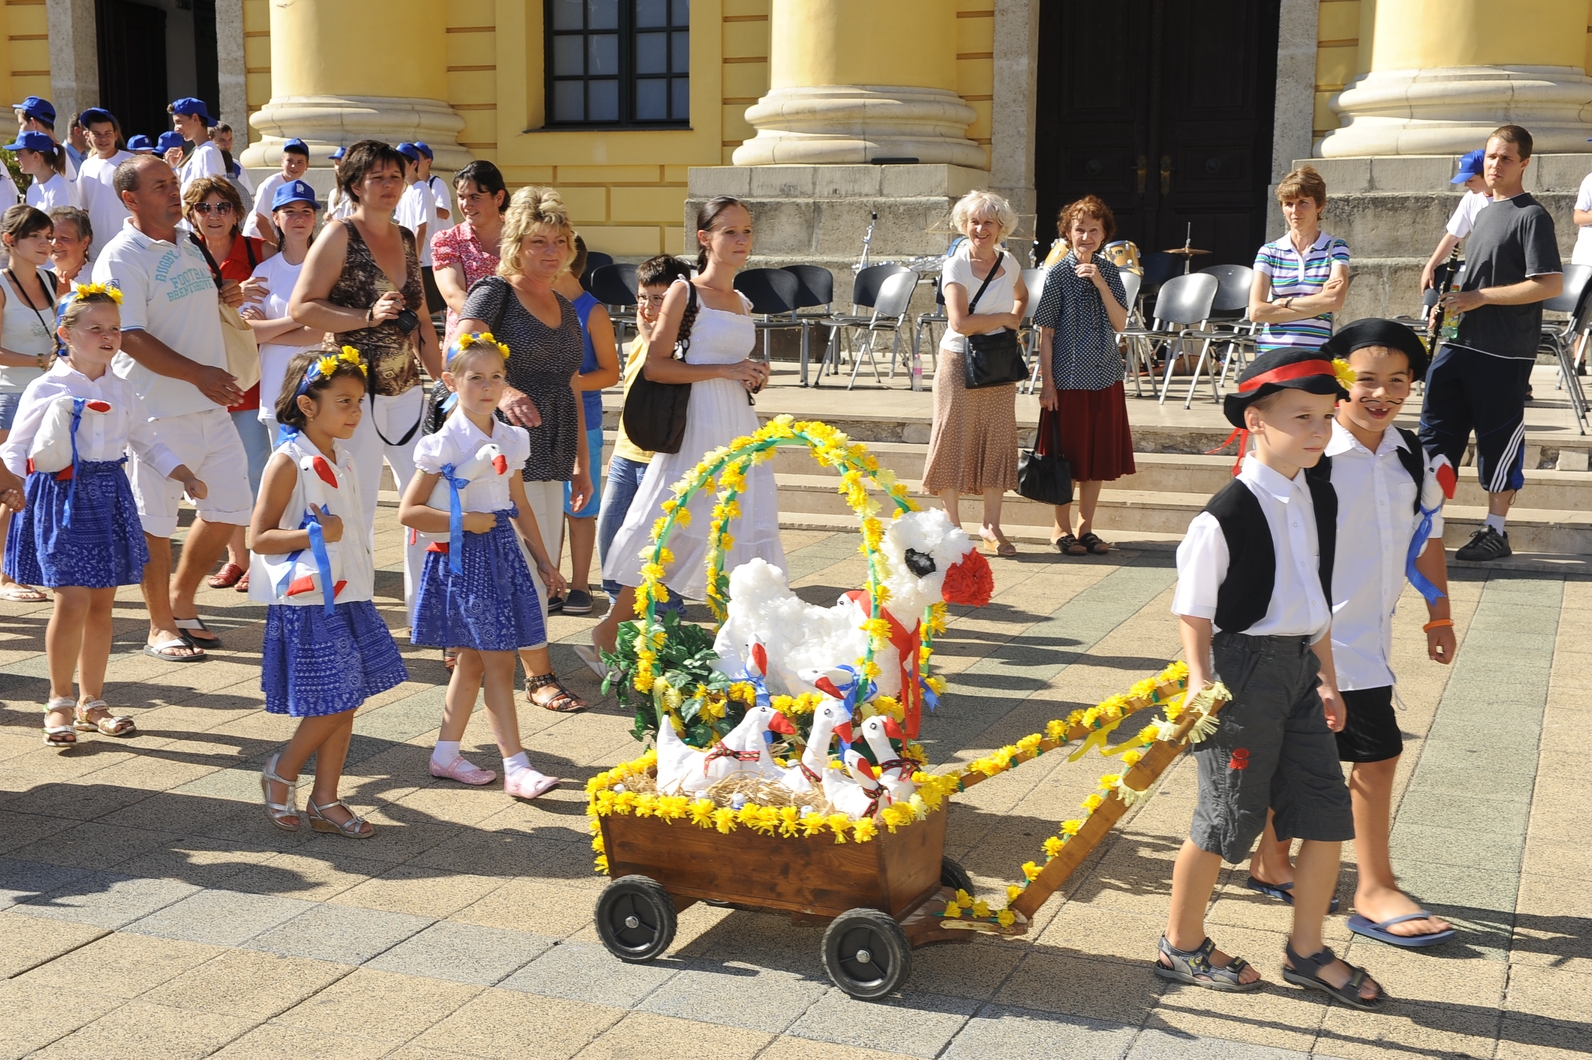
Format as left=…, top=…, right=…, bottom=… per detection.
left=395, top=141, right=422, bottom=163
left=155, top=131, right=186, bottom=154
left=414, top=141, right=434, bottom=160
left=12, top=96, right=55, bottom=124
left=78, top=107, right=116, bottom=128
left=1452, top=148, right=1485, bottom=184
left=271, top=179, right=320, bottom=211
left=127, top=134, right=154, bottom=153
left=281, top=137, right=310, bottom=156
left=329, top=146, right=346, bottom=161
left=168, top=97, right=214, bottom=125
left=4, top=131, right=54, bottom=153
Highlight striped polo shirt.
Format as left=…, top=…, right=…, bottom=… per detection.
left=1253, top=230, right=1351, bottom=353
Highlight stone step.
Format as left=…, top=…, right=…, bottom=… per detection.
left=773, top=473, right=1592, bottom=557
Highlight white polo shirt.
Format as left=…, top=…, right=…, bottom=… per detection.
left=1326, top=421, right=1446, bottom=691
left=93, top=219, right=226, bottom=421
left=77, top=150, right=135, bottom=257
left=25, top=172, right=79, bottom=212
left=244, top=172, right=288, bottom=239
left=1444, top=189, right=1490, bottom=241
left=428, top=175, right=454, bottom=234
left=396, top=180, right=436, bottom=267
left=179, top=140, right=225, bottom=192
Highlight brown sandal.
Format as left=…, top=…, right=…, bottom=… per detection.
left=1052, top=533, right=1087, bottom=556
left=1078, top=531, right=1111, bottom=555
left=526, top=672, right=587, bottom=713
left=208, top=562, right=245, bottom=589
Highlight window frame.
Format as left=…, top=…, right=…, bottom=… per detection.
left=543, top=0, right=692, bottom=130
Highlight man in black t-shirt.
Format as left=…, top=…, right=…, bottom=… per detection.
left=1420, top=125, right=1563, bottom=562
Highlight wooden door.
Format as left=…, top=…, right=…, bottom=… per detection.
left=1035, top=0, right=1278, bottom=268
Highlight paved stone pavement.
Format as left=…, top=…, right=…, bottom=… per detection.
left=2, top=510, right=1589, bottom=1060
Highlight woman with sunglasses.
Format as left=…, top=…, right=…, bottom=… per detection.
left=183, top=176, right=274, bottom=590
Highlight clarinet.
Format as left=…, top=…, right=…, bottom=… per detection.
left=858, top=212, right=877, bottom=272
left=1428, top=245, right=1462, bottom=346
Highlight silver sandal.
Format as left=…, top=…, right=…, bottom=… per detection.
left=1153, top=935, right=1263, bottom=992
left=305, top=798, right=374, bottom=839
left=74, top=699, right=136, bottom=736
left=43, top=696, right=77, bottom=748
left=259, top=753, right=300, bottom=831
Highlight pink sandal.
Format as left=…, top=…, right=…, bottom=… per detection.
left=505, top=771, right=561, bottom=800
left=430, top=756, right=496, bottom=786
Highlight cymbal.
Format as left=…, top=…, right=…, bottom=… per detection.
left=1163, top=246, right=1212, bottom=256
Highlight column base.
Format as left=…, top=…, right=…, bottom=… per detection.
left=1320, top=65, right=1592, bottom=157
left=732, top=85, right=985, bottom=168
left=241, top=94, right=469, bottom=170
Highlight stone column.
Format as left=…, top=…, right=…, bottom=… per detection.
left=216, top=0, right=248, bottom=135
left=240, top=0, right=467, bottom=169
left=46, top=0, right=98, bottom=124
left=732, top=0, right=984, bottom=168
left=1320, top=0, right=1592, bottom=156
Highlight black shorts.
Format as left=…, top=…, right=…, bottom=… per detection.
left=1419, top=343, right=1531, bottom=493
left=1188, top=632, right=1355, bottom=863
left=1334, top=685, right=1404, bottom=763
left=421, top=265, right=446, bottom=315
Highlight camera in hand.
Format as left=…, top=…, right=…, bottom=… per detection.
left=394, top=308, right=420, bottom=334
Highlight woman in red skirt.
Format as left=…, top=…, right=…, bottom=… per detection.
left=1033, top=195, right=1134, bottom=554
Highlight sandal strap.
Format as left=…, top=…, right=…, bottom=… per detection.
left=525, top=672, right=558, bottom=691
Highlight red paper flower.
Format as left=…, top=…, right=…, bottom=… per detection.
left=943, top=550, right=994, bottom=607
left=1228, top=748, right=1249, bottom=771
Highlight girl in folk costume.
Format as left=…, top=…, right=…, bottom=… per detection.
left=400, top=333, right=568, bottom=799
left=2, top=286, right=204, bottom=746
left=251, top=347, right=408, bottom=838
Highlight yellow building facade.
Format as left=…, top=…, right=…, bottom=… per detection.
left=6, top=0, right=1592, bottom=266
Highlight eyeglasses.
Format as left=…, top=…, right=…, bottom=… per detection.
left=191, top=201, right=234, bottom=215
left=639, top=294, right=667, bottom=307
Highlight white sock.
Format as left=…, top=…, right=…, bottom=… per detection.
left=1484, top=513, right=1506, bottom=534
left=503, top=751, right=533, bottom=779
left=431, top=740, right=462, bottom=768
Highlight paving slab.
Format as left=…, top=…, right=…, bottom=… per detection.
left=243, top=902, right=435, bottom=964
left=407, top=988, right=625, bottom=1059
left=121, top=887, right=318, bottom=946
left=637, top=959, right=831, bottom=1033
left=364, top=919, right=557, bottom=985
left=17, top=869, right=200, bottom=929
left=942, top=1004, right=1139, bottom=1060
left=575, top=1012, right=773, bottom=1060
left=498, top=939, right=683, bottom=1008
left=785, top=989, right=980, bottom=1059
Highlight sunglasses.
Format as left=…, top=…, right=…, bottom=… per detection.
left=191, top=201, right=234, bottom=215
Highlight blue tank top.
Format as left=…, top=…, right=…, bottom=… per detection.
left=573, top=291, right=603, bottom=429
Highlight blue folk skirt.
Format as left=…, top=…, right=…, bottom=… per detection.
left=262, top=600, right=409, bottom=717
left=410, top=510, right=547, bottom=651
left=4, top=460, right=149, bottom=589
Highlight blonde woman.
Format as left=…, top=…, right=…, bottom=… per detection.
left=453, top=186, right=592, bottom=712
left=923, top=190, right=1028, bottom=556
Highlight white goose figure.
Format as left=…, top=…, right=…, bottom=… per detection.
left=654, top=699, right=796, bottom=796
left=822, top=748, right=890, bottom=819
left=857, top=714, right=917, bottom=804
left=778, top=693, right=852, bottom=795
left=423, top=442, right=508, bottom=546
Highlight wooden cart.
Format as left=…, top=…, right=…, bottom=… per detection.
left=596, top=796, right=977, bottom=999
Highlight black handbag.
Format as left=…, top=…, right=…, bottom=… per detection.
left=962, top=251, right=1027, bottom=389
left=622, top=282, right=697, bottom=454
left=1017, top=406, right=1073, bottom=506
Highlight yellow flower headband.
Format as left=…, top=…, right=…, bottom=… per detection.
left=1332, top=358, right=1357, bottom=389
left=455, top=332, right=510, bottom=360
left=298, top=346, right=368, bottom=397
left=72, top=282, right=123, bottom=305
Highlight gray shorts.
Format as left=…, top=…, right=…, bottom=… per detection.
left=1188, top=631, right=1355, bottom=863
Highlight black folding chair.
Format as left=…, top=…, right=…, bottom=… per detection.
left=581, top=251, right=615, bottom=290
left=588, top=263, right=640, bottom=341
left=734, top=268, right=802, bottom=368
left=783, top=265, right=835, bottom=386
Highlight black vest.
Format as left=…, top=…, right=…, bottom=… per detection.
left=1305, top=426, right=1427, bottom=516
left=1204, top=472, right=1337, bottom=634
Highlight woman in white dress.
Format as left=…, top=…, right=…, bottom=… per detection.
left=589, top=196, right=780, bottom=661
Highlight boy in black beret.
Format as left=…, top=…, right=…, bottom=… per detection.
left=1160, top=348, right=1386, bottom=1008
left=1246, top=319, right=1458, bottom=948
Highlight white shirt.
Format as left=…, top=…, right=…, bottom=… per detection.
left=179, top=140, right=225, bottom=192
left=248, top=435, right=376, bottom=607
left=1173, top=456, right=1333, bottom=641
left=1573, top=174, right=1592, bottom=266
left=77, top=151, right=135, bottom=257
left=1445, top=189, right=1490, bottom=241
left=245, top=172, right=288, bottom=239
left=1326, top=421, right=1446, bottom=691
left=327, top=187, right=355, bottom=222
left=0, top=358, right=180, bottom=478
left=250, top=252, right=309, bottom=421
left=396, top=181, right=436, bottom=267
left=413, top=412, right=530, bottom=514
left=93, top=219, right=227, bottom=420
left=228, top=160, right=255, bottom=196
left=427, top=175, right=454, bottom=234
left=0, top=170, right=21, bottom=212
left=940, top=248, right=1016, bottom=354
left=25, top=172, right=79, bottom=212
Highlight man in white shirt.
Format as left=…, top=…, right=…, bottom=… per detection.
left=245, top=138, right=310, bottom=243
left=415, top=143, right=453, bottom=234
left=394, top=141, right=434, bottom=264
left=168, top=97, right=224, bottom=192
left=1419, top=148, right=1488, bottom=297
left=94, top=155, right=254, bottom=661
left=325, top=146, right=355, bottom=220
left=76, top=107, right=134, bottom=258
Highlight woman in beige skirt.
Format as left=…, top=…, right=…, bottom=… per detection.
left=923, top=190, right=1029, bottom=556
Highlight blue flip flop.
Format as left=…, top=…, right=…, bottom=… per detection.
left=1245, top=876, right=1341, bottom=915
left=1347, top=911, right=1456, bottom=948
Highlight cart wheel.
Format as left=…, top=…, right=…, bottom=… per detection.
left=595, top=875, right=677, bottom=962
left=940, top=856, right=974, bottom=895
left=822, top=907, right=912, bottom=1000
